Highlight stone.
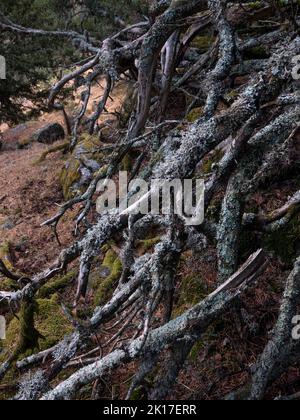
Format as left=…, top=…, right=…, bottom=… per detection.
left=1, top=219, right=15, bottom=230
left=31, top=123, right=65, bottom=145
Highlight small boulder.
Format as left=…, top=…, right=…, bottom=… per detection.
left=32, top=123, right=65, bottom=145
left=1, top=218, right=15, bottom=230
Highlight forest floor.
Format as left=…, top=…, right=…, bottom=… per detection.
left=0, top=122, right=73, bottom=275
left=0, top=78, right=128, bottom=275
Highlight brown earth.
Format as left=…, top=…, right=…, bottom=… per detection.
left=0, top=78, right=129, bottom=275
left=0, top=141, right=75, bottom=274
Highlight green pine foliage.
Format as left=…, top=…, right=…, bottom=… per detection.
left=0, top=0, right=145, bottom=124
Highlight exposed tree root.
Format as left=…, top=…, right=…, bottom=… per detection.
left=1, top=0, right=300, bottom=401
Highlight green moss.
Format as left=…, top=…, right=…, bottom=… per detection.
left=263, top=217, right=300, bottom=266
left=248, top=1, right=263, bottom=9
left=80, top=134, right=104, bottom=161
left=189, top=340, right=205, bottom=361
left=80, top=133, right=100, bottom=151
left=201, top=149, right=225, bottom=175
left=173, top=274, right=208, bottom=317
left=16, top=298, right=42, bottom=356
left=0, top=241, right=19, bottom=291
left=93, top=164, right=108, bottom=180
left=93, top=249, right=122, bottom=306
left=60, top=158, right=80, bottom=200
left=103, top=249, right=118, bottom=268
left=0, top=295, right=73, bottom=362
left=0, top=298, right=40, bottom=364
left=38, top=271, right=76, bottom=299
left=191, top=36, right=215, bottom=51
left=35, top=295, right=73, bottom=349
left=0, top=241, right=13, bottom=271
left=34, top=141, right=69, bottom=164
left=0, top=278, right=18, bottom=291
left=186, top=107, right=203, bottom=123
left=224, top=89, right=239, bottom=104
left=136, top=237, right=161, bottom=252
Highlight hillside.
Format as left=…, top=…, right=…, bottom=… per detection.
left=1, top=0, right=300, bottom=402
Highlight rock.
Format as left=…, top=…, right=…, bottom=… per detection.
left=31, top=123, right=65, bottom=145
left=1, top=219, right=15, bottom=230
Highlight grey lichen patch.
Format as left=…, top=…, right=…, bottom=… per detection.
left=15, top=370, right=48, bottom=400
